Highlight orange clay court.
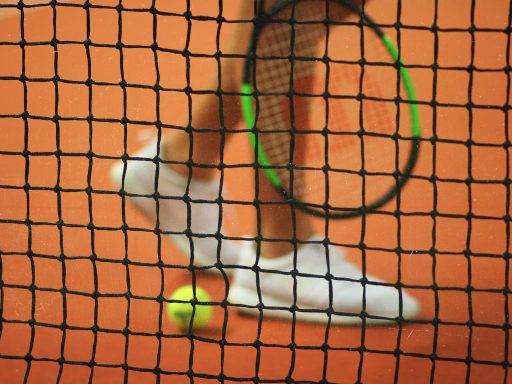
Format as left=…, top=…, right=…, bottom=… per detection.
left=0, top=0, right=511, bottom=383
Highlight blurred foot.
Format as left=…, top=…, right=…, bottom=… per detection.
left=228, top=236, right=420, bottom=324
left=110, top=138, right=239, bottom=275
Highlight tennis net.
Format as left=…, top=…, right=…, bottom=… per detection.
left=0, top=0, right=511, bottom=383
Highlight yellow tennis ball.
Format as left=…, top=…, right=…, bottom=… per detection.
left=166, top=285, right=213, bottom=330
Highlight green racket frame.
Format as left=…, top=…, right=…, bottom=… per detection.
left=241, top=0, right=421, bottom=219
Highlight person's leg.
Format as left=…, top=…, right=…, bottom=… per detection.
left=110, top=1, right=258, bottom=273
left=227, top=0, right=420, bottom=324
left=163, top=1, right=255, bottom=181
left=159, top=0, right=314, bottom=259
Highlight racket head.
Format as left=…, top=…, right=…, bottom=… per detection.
left=241, top=0, right=421, bottom=219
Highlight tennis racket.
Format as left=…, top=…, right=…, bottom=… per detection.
left=240, top=0, right=421, bottom=219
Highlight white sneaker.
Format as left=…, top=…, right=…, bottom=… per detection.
left=110, top=138, right=239, bottom=274
left=228, top=236, right=420, bottom=325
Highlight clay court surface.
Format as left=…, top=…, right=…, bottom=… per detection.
left=0, top=0, right=511, bottom=383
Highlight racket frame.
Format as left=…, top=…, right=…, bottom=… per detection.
left=240, top=0, right=421, bottom=219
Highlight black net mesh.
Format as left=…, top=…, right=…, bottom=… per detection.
left=0, top=0, right=511, bottom=383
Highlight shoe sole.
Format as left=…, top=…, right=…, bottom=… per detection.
left=229, top=284, right=420, bottom=326
left=110, top=161, right=232, bottom=276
